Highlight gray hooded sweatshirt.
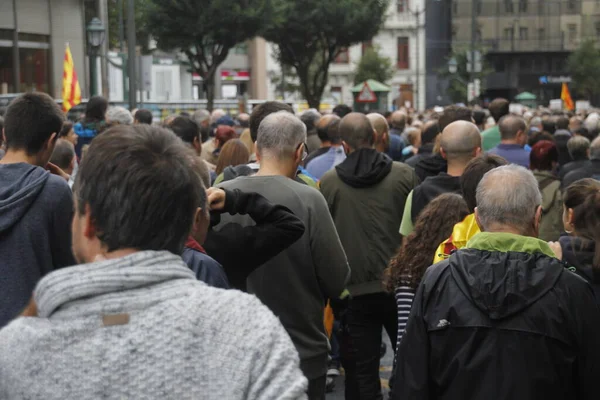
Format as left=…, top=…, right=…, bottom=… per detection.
left=0, top=163, right=75, bottom=327
left=0, top=251, right=308, bottom=400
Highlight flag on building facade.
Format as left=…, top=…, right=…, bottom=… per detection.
left=62, top=44, right=81, bottom=113
left=561, top=82, right=574, bottom=111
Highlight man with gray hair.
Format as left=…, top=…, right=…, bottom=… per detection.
left=320, top=112, right=417, bottom=399
left=563, top=135, right=600, bottom=188
left=394, top=164, right=600, bottom=400
left=106, top=106, right=134, bottom=125
left=217, top=111, right=350, bottom=399
left=192, top=109, right=210, bottom=142
left=400, top=120, right=482, bottom=235
left=559, top=135, right=591, bottom=180
left=300, top=109, right=322, bottom=153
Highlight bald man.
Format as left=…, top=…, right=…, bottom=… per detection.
left=367, top=113, right=390, bottom=153
left=304, top=114, right=345, bottom=179
left=320, top=112, right=418, bottom=399
left=488, top=115, right=530, bottom=168
left=400, top=121, right=482, bottom=235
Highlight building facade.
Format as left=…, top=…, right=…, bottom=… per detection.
left=0, top=0, right=87, bottom=99
left=453, top=0, right=600, bottom=104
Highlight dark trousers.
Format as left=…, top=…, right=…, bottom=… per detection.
left=340, top=292, right=398, bottom=400
left=308, top=375, right=326, bottom=400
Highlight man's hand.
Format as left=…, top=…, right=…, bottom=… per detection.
left=46, top=162, right=70, bottom=182
left=548, top=241, right=563, bottom=260
left=207, top=187, right=226, bottom=211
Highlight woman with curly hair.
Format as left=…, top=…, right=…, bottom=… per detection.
left=384, top=193, right=469, bottom=348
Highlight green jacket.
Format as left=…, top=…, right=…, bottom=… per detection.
left=321, top=158, right=418, bottom=296
left=467, top=231, right=556, bottom=257
left=533, top=170, right=563, bottom=242
left=481, top=125, right=501, bottom=151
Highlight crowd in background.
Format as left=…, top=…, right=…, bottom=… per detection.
left=0, top=93, right=599, bottom=399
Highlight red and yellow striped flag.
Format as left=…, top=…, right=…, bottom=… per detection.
left=561, top=82, right=574, bottom=111
left=62, top=44, right=81, bottom=113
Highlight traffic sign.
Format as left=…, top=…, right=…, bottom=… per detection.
left=356, top=81, right=377, bottom=103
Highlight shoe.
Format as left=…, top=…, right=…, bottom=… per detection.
left=326, top=376, right=336, bottom=393
left=327, top=366, right=340, bottom=377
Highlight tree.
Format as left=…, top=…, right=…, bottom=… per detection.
left=353, top=46, right=395, bottom=85
left=263, top=0, right=389, bottom=109
left=440, top=47, right=491, bottom=104
left=107, top=0, right=152, bottom=53
left=146, top=0, right=282, bottom=110
left=568, top=39, right=600, bottom=101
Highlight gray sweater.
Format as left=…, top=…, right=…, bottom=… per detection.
left=0, top=251, right=308, bottom=399
left=218, top=175, right=350, bottom=379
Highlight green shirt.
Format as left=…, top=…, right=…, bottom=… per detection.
left=481, top=125, right=501, bottom=152
left=399, top=190, right=414, bottom=236
left=467, top=231, right=556, bottom=257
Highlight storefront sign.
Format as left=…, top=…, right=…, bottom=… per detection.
left=539, top=75, right=572, bottom=84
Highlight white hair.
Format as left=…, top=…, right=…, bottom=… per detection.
left=257, top=111, right=307, bottom=160
left=193, top=109, right=210, bottom=125
left=476, top=165, right=542, bottom=233
left=106, top=106, right=133, bottom=125
left=210, top=109, right=226, bottom=125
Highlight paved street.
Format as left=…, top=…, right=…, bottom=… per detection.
left=326, top=332, right=394, bottom=399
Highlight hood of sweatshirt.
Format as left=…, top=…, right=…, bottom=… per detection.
left=414, top=153, right=447, bottom=181
left=559, top=234, right=596, bottom=282
left=222, top=164, right=257, bottom=182
left=0, top=163, right=49, bottom=233
left=335, top=148, right=392, bottom=188
left=450, top=232, right=562, bottom=320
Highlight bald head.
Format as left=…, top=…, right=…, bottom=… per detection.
left=499, top=115, right=527, bottom=140
left=367, top=113, right=389, bottom=136
left=340, top=113, right=375, bottom=150
left=390, top=111, right=407, bottom=131
left=440, top=121, right=482, bottom=165
left=316, top=114, right=341, bottom=144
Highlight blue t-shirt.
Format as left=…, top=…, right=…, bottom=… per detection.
left=306, top=146, right=347, bottom=180
left=488, top=144, right=531, bottom=168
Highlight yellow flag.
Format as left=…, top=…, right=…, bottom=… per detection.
left=62, top=44, right=81, bottom=113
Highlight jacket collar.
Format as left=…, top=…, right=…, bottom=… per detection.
left=185, top=236, right=206, bottom=254
left=35, top=251, right=195, bottom=318
left=467, top=232, right=555, bottom=258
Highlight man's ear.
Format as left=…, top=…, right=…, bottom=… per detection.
left=46, top=132, right=58, bottom=150
left=440, top=147, right=447, bottom=160
left=193, top=136, right=202, bottom=154
left=82, top=204, right=97, bottom=240
left=342, top=141, right=351, bottom=155
left=294, top=143, right=303, bottom=164
left=474, top=146, right=482, bottom=157
left=474, top=207, right=484, bottom=232
left=191, top=207, right=203, bottom=234
left=533, top=205, right=543, bottom=237
left=254, top=142, right=261, bottom=161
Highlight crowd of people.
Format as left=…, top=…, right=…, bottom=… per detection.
left=0, top=92, right=599, bottom=399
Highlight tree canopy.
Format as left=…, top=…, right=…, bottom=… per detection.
left=568, top=39, right=600, bottom=101
left=146, top=0, right=283, bottom=110
left=263, top=0, right=390, bottom=109
left=354, top=47, right=395, bottom=85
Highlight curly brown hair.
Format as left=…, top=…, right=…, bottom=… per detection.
left=384, top=193, right=469, bottom=291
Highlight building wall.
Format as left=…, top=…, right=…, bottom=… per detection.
left=0, top=0, right=86, bottom=98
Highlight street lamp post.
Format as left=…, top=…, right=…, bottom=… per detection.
left=86, top=17, right=105, bottom=98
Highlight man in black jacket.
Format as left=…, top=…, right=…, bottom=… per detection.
left=393, top=165, right=600, bottom=400
left=563, top=135, right=600, bottom=189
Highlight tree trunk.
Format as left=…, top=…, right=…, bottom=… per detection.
left=205, top=73, right=216, bottom=112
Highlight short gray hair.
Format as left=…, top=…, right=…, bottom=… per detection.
left=591, top=136, right=600, bottom=160
left=530, top=116, right=542, bottom=127
left=567, top=135, right=590, bottom=160
left=476, top=165, right=542, bottom=233
left=193, top=109, right=210, bottom=125
left=210, top=109, right=226, bottom=125
left=106, top=106, right=133, bottom=125
left=257, top=111, right=307, bottom=160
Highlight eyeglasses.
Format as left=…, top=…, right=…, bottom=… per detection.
left=297, top=142, right=308, bottom=161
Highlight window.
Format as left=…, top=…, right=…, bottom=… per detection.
left=362, top=40, right=373, bottom=55
left=568, top=24, right=577, bottom=43
left=233, top=43, right=247, bottom=55
left=476, top=0, right=483, bottom=15
left=519, top=57, right=533, bottom=71
left=397, top=0, right=408, bottom=13
left=397, top=37, right=410, bottom=70
left=453, top=1, right=458, bottom=15
left=505, top=0, right=514, bottom=13
left=595, top=22, right=600, bottom=37
left=567, top=0, right=577, bottom=11
left=504, top=27, right=514, bottom=40
left=537, top=0, right=545, bottom=13
left=519, top=0, right=528, bottom=12
left=538, top=27, right=545, bottom=40
left=334, top=48, right=350, bottom=64
left=519, top=27, right=529, bottom=39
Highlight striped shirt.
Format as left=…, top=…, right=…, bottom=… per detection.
left=395, top=285, right=416, bottom=351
